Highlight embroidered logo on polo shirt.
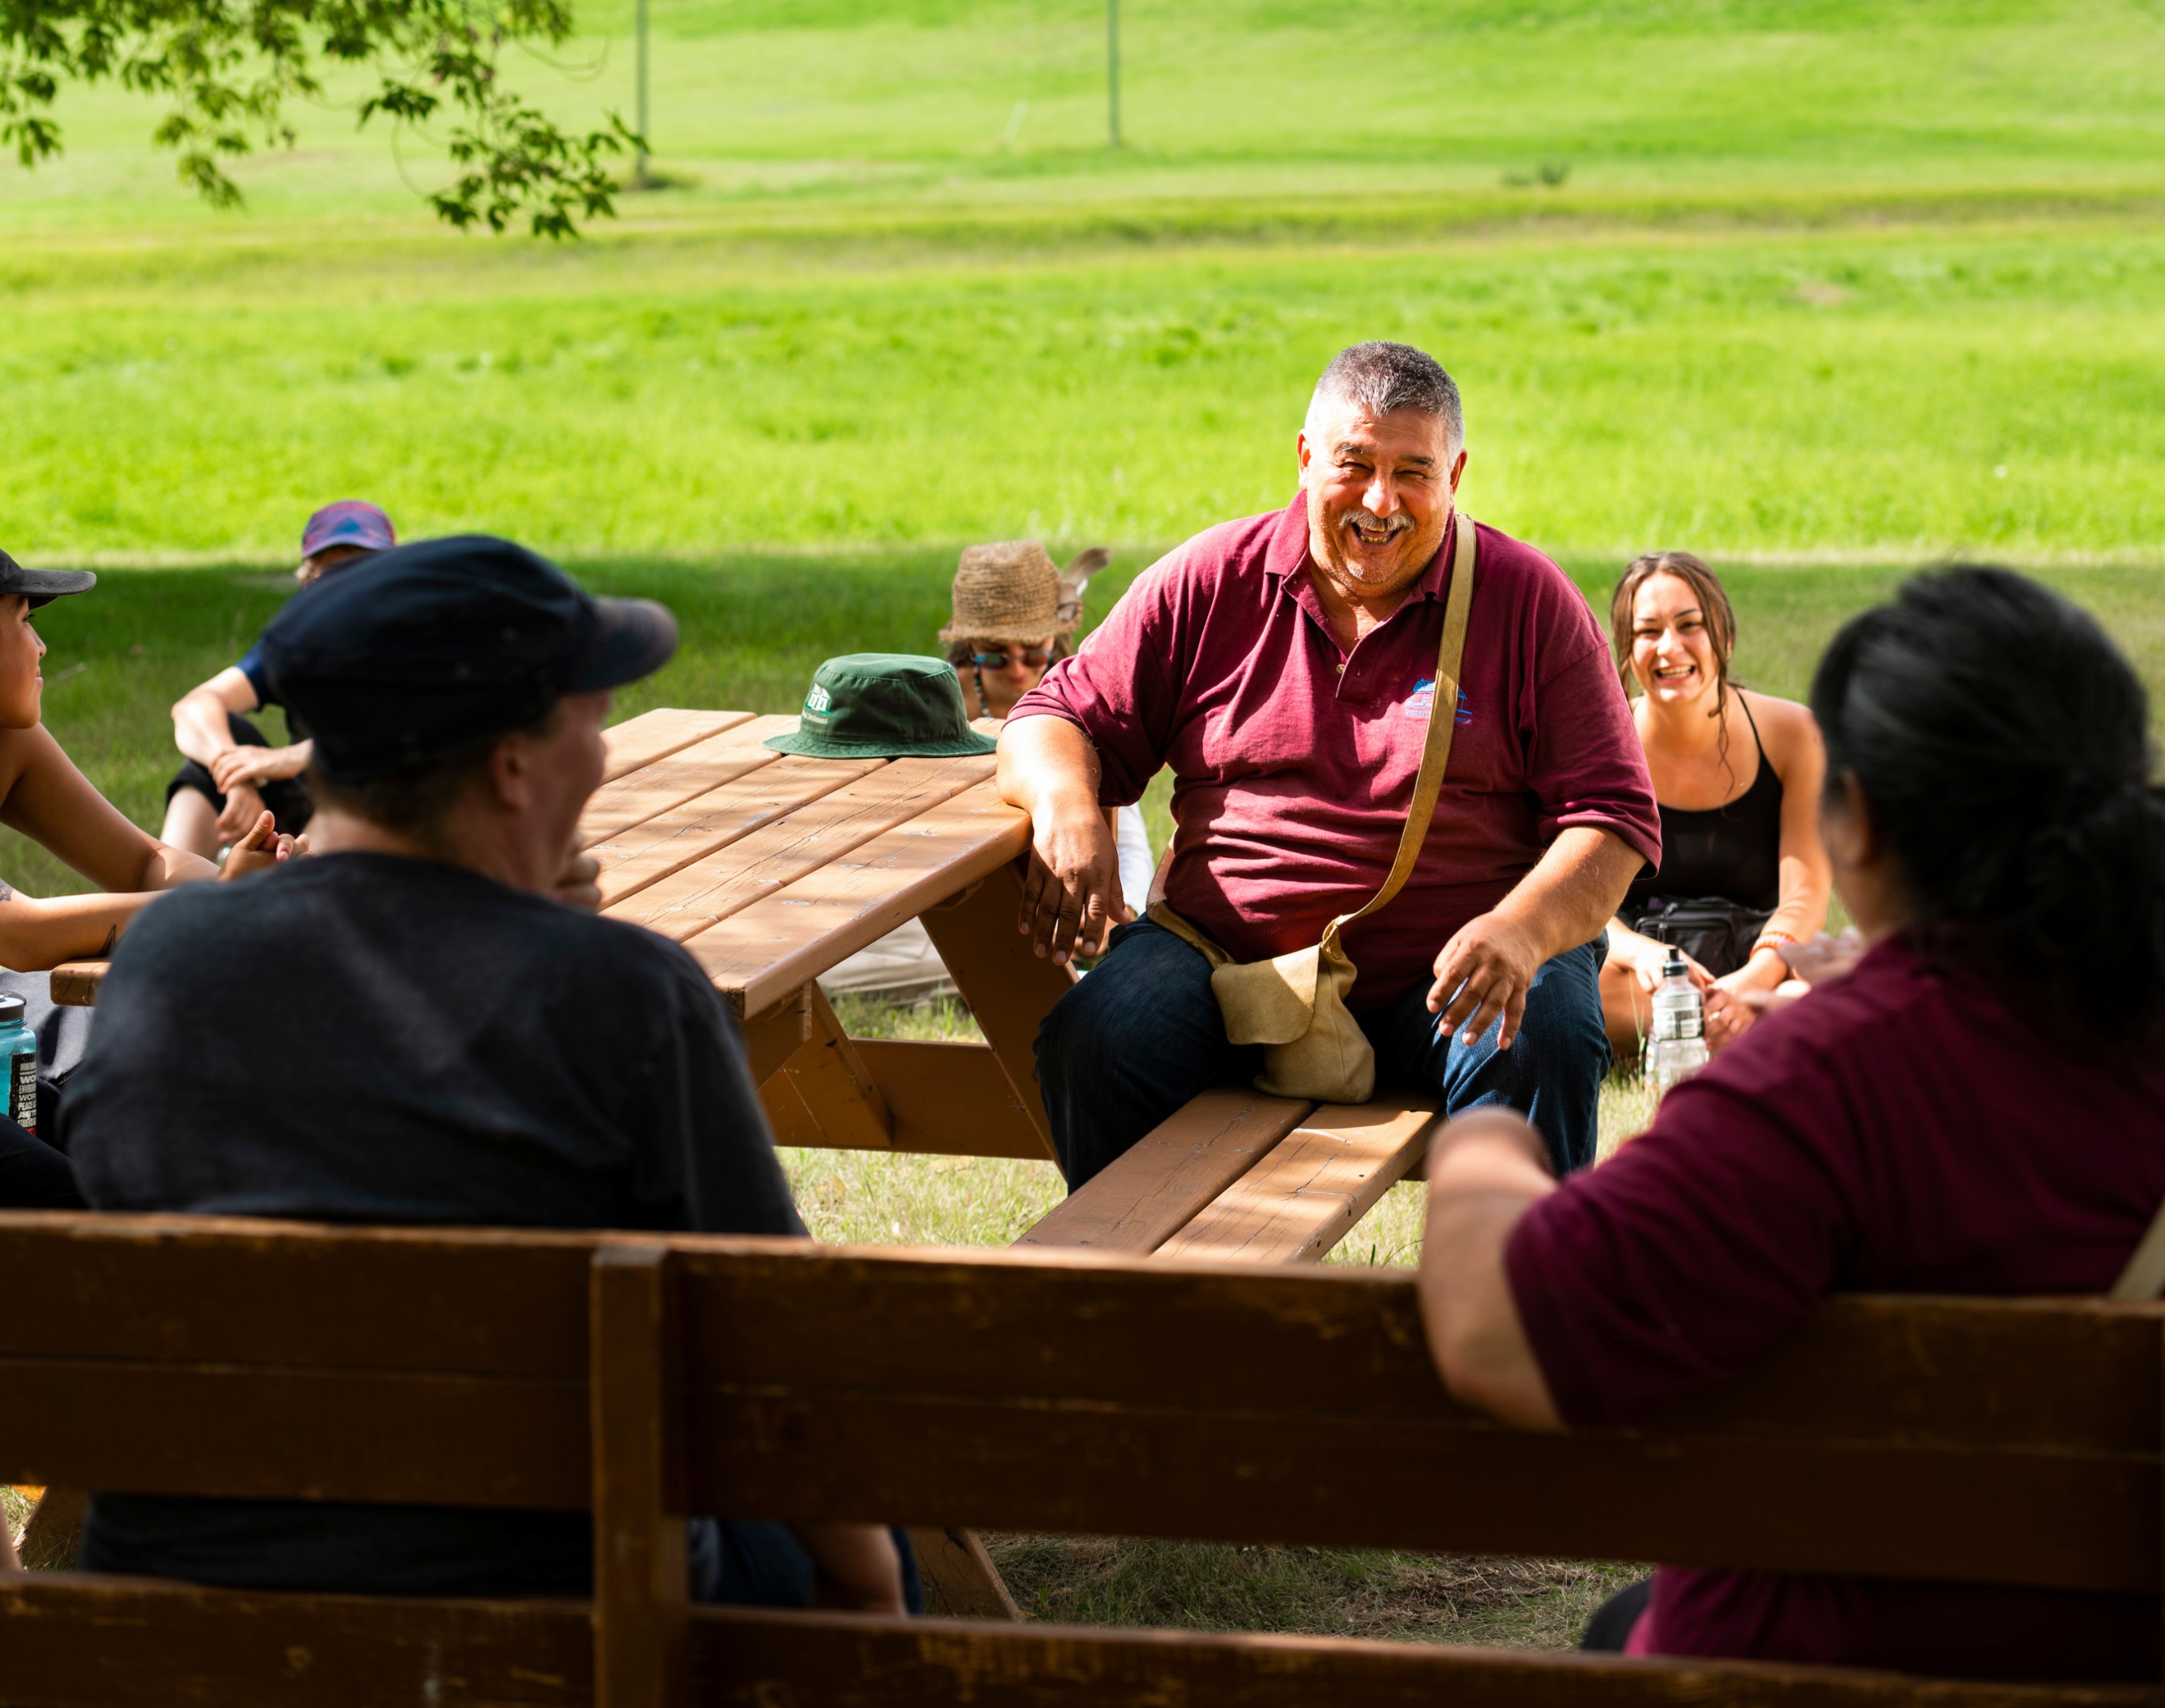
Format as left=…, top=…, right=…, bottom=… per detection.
left=1406, top=678, right=1472, bottom=725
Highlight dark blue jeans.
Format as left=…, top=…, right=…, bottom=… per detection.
left=1036, top=919, right=1609, bottom=1188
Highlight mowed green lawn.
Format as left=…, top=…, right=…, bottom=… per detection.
left=3, top=1, right=2165, bottom=561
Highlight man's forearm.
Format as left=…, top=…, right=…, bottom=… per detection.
left=1491, top=828, right=1644, bottom=962
left=997, top=714, right=1101, bottom=818
left=172, top=690, right=239, bottom=768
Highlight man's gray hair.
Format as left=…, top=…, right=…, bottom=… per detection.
left=1309, top=342, right=1464, bottom=453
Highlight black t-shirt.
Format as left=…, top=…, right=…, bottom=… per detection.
left=63, top=852, right=803, bottom=1594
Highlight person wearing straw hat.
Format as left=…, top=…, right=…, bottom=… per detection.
left=939, top=540, right=1152, bottom=914
left=1003, top=342, right=1661, bottom=1190
left=814, top=549, right=1155, bottom=1001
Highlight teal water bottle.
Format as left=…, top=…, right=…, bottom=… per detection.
left=0, top=995, right=38, bottom=1137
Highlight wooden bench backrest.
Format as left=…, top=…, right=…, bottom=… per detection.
left=2, top=1211, right=2159, bottom=1708
left=2, top=1211, right=2156, bottom=1592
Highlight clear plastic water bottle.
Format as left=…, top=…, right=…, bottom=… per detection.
left=1646, top=948, right=1709, bottom=1098
left=0, top=994, right=38, bottom=1137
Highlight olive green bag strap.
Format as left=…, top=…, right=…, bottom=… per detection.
left=1333, top=512, right=1479, bottom=936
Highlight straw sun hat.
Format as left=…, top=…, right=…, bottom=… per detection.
left=939, top=541, right=1111, bottom=647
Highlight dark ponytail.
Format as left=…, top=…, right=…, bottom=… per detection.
left=1809, top=566, right=2165, bottom=1042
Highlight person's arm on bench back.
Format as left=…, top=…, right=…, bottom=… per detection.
left=793, top=1522, right=907, bottom=1614
left=1415, top=1109, right=1564, bottom=1431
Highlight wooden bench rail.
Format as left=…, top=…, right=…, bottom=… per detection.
left=0, top=1578, right=2150, bottom=1708
left=0, top=1215, right=2158, bottom=1598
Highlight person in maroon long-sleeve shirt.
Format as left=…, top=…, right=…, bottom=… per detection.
left=1001, top=342, right=1660, bottom=1185
left=1418, top=565, right=2165, bottom=1680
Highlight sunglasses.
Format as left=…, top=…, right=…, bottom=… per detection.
left=970, top=646, right=1052, bottom=670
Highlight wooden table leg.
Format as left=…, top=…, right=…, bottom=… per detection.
left=18, top=1486, right=87, bottom=1572
left=921, top=862, right=1074, bottom=1164
left=909, top=1526, right=1022, bottom=1621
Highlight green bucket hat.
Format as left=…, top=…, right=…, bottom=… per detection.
left=765, top=654, right=999, bottom=759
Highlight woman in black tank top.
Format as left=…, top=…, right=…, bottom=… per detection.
left=1600, top=553, right=1832, bottom=1058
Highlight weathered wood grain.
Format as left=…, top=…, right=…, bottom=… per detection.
left=684, top=780, right=1032, bottom=1017
left=692, top=1606, right=2159, bottom=1708
left=849, top=1040, right=1053, bottom=1160
left=779, top=988, right=894, bottom=1151
left=578, top=717, right=805, bottom=848
left=918, top=858, right=1074, bottom=1164
left=1154, top=1097, right=1438, bottom=1265
left=598, top=708, right=751, bottom=785
left=589, top=754, right=880, bottom=907
left=0, top=1574, right=591, bottom=1706
left=1018, top=1087, right=1313, bottom=1254
left=907, top=1527, right=1023, bottom=1621
left=589, top=1247, right=686, bottom=1708
left=614, top=755, right=994, bottom=942
left=48, top=960, right=103, bottom=1007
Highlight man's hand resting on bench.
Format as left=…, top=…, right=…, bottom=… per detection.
left=998, top=714, right=1132, bottom=966
left=793, top=1521, right=909, bottom=1614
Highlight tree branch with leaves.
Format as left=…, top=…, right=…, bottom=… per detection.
left=0, top=0, right=638, bottom=237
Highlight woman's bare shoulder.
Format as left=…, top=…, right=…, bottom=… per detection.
left=1738, top=690, right=1823, bottom=773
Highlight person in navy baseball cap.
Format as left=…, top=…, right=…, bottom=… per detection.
left=61, top=534, right=910, bottom=1617
left=164, top=498, right=403, bottom=860
left=257, top=534, right=678, bottom=779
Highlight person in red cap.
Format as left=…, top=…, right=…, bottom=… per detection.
left=161, top=500, right=397, bottom=860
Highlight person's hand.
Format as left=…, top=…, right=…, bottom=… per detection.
left=1428, top=910, right=1545, bottom=1050
left=554, top=849, right=601, bottom=912
left=1621, top=933, right=1712, bottom=995
left=210, top=747, right=281, bottom=794
left=219, top=810, right=293, bottom=880
left=215, top=782, right=269, bottom=844
left=1778, top=929, right=1865, bottom=988
left=1017, top=798, right=1130, bottom=966
left=1702, top=983, right=1754, bottom=1051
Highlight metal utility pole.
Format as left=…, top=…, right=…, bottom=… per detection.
left=635, top=0, right=651, bottom=184
left=1107, top=0, right=1121, bottom=148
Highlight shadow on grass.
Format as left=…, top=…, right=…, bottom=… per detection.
left=987, top=1535, right=1644, bottom=1649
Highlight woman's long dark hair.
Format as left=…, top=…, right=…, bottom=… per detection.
left=1810, top=565, right=2165, bottom=1041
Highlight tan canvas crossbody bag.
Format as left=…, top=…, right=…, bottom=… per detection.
left=1147, top=517, right=1478, bottom=1105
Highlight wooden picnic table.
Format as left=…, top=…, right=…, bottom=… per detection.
left=52, top=706, right=1074, bottom=1164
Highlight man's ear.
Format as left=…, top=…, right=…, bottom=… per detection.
left=1295, top=428, right=1313, bottom=477
left=1447, top=447, right=1468, bottom=496
left=483, top=731, right=532, bottom=812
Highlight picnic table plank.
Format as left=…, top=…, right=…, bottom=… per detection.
left=51, top=961, right=104, bottom=1006
left=577, top=716, right=803, bottom=848
left=589, top=755, right=888, bottom=910
left=612, top=755, right=996, bottom=944
left=680, top=779, right=1031, bottom=1018
left=1016, top=1088, right=1313, bottom=1255
left=1154, top=1098, right=1439, bottom=1266
left=599, top=708, right=752, bottom=784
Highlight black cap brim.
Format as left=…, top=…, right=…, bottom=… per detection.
left=568, top=597, right=678, bottom=693
left=0, top=563, right=96, bottom=610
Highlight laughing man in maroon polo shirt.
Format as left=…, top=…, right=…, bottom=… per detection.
left=1001, top=342, right=1661, bottom=1186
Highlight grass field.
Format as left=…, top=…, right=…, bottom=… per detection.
left=6, top=0, right=2165, bottom=1646
left=6, top=2, right=2165, bottom=561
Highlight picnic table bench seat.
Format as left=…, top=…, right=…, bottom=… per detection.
left=2, top=1211, right=2155, bottom=1708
